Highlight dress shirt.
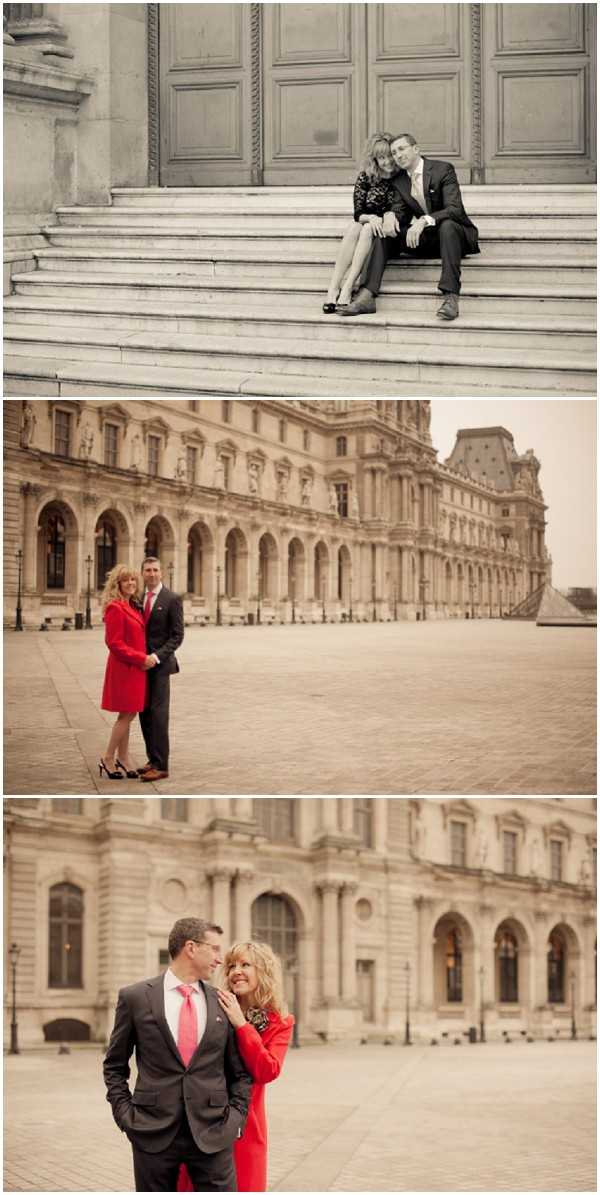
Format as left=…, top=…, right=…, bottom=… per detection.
left=408, top=157, right=435, bottom=227
left=143, top=581, right=162, bottom=664
left=164, top=967, right=208, bottom=1050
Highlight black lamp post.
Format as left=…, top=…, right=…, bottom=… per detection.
left=290, top=567, right=296, bottom=625
left=85, top=553, right=93, bottom=628
left=321, top=578, right=326, bottom=623
left=469, top=581, right=475, bottom=620
left=256, top=568, right=262, bottom=625
left=15, top=548, right=23, bottom=631
left=371, top=577, right=377, bottom=622
left=9, top=942, right=21, bottom=1054
left=479, top=964, right=486, bottom=1042
left=393, top=583, right=398, bottom=621
left=348, top=575, right=353, bottom=623
left=570, top=970, right=577, bottom=1040
left=216, top=564, right=222, bottom=626
left=404, top=960, right=412, bottom=1046
left=168, top=561, right=175, bottom=590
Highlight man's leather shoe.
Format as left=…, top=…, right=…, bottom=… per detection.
left=137, top=763, right=154, bottom=775
left=338, top=287, right=376, bottom=316
left=437, top=294, right=459, bottom=320
left=140, top=768, right=169, bottom=782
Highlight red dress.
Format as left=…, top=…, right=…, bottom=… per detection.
left=101, top=599, right=148, bottom=713
left=177, top=1009, right=294, bottom=1193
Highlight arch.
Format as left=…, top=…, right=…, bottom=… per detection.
left=456, top=561, right=464, bottom=605
left=43, top=1018, right=90, bottom=1042
left=144, top=514, right=176, bottom=561
left=36, top=499, right=79, bottom=595
left=287, top=536, right=305, bottom=603
left=224, top=526, right=248, bottom=599
left=432, top=910, right=476, bottom=1009
left=187, top=519, right=214, bottom=597
left=338, top=544, right=352, bottom=603
left=547, top=921, right=581, bottom=1004
left=314, top=540, right=329, bottom=601
left=258, top=531, right=279, bottom=601
left=94, top=506, right=132, bottom=589
left=251, top=891, right=299, bottom=1018
left=494, top=918, right=531, bottom=1003
left=48, top=881, right=83, bottom=989
left=445, top=560, right=453, bottom=606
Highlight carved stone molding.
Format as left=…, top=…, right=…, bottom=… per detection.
left=147, top=4, right=160, bottom=186
left=470, top=4, right=483, bottom=183
left=250, top=4, right=263, bottom=185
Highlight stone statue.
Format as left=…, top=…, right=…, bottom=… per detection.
left=530, top=837, right=540, bottom=877
left=79, top=422, right=94, bottom=460
left=579, top=857, right=591, bottom=886
left=301, top=476, right=312, bottom=507
left=130, top=433, right=142, bottom=471
left=175, top=454, right=187, bottom=482
left=350, top=490, right=360, bottom=520
left=20, top=402, right=36, bottom=448
left=248, top=461, right=259, bottom=495
left=214, top=456, right=225, bottom=489
left=478, top=833, right=488, bottom=868
left=328, top=483, right=338, bottom=514
left=277, top=470, right=288, bottom=501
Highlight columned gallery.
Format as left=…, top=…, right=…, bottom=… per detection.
left=3, top=798, right=596, bottom=1048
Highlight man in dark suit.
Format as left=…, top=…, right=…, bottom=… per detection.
left=138, top=555, right=184, bottom=782
left=341, top=132, right=479, bottom=321
left=103, top=916, right=252, bottom=1192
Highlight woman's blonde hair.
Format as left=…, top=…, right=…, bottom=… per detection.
left=222, top=940, right=288, bottom=1016
left=360, top=131, right=394, bottom=181
left=101, top=563, right=142, bottom=616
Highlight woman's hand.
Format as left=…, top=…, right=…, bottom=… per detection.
left=367, top=215, right=385, bottom=237
left=217, top=988, right=247, bottom=1029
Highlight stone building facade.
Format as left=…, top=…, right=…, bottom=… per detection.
left=3, top=797, right=596, bottom=1048
left=3, top=399, right=550, bottom=628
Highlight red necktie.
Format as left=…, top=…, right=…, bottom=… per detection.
left=144, top=591, right=153, bottom=623
left=176, top=984, right=198, bottom=1067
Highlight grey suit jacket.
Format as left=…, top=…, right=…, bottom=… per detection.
left=103, top=974, right=252, bottom=1154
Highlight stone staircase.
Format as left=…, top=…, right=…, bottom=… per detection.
left=4, top=184, right=597, bottom=397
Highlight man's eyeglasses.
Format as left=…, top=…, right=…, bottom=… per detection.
left=192, top=940, right=221, bottom=955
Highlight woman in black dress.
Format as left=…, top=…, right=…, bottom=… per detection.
left=323, top=132, right=397, bottom=313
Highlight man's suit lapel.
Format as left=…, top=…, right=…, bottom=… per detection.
left=146, top=976, right=185, bottom=1068
left=422, top=159, right=433, bottom=213
left=396, top=171, right=424, bottom=218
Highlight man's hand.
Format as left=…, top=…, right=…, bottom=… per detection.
left=144, top=655, right=157, bottom=670
left=382, top=211, right=399, bottom=238
left=406, top=215, right=429, bottom=249
left=366, top=215, right=385, bottom=238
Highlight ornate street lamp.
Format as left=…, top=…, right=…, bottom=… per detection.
left=290, top=566, right=296, bottom=625
left=256, top=568, right=262, bottom=626
left=14, top=548, right=23, bottom=631
left=479, top=964, right=486, bottom=1043
left=348, top=575, right=353, bottom=623
left=371, top=577, right=377, bottom=622
left=393, top=583, right=398, bottom=621
left=216, top=564, right=222, bottom=626
left=469, top=581, right=475, bottom=620
left=85, top=553, right=93, bottom=628
left=404, top=960, right=412, bottom=1046
left=9, top=942, right=21, bottom=1054
left=321, top=577, right=327, bottom=624
left=570, top=970, right=577, bottom=1040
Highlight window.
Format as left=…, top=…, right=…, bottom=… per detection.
left=52, top=799, right=83, bottom=815
left=498, top=930, right=519, bottom=1002
left=450, top=820, right=467, bottom=867
left=161, top=799, right=188, bottom=822
left=446, top=929, right=462, bottom=1002
left=159, top=949, right=170, bottom=969
left=336, top=436, right=347, bottom=457
left=353, top=799, right=373, bottom=848
left=186, top=445, right=197, bottom=485
left=252, top=405, right=260, bottom=434
left=222, top=401, right=231, bottom=423
left=502, top=507, right=510, bottom=517
left=148, top=435, right=160, bottom=476
left=96, top=518, right=117, bottom=589
left=254, top=799, right=295, bottom=842
left=278, top=419, right=286, bottom=443
left=550, top=839, right=563, bottom=882
left=547, top=932, right=565, bottom=1002
left=303, top=429, right=310, bottom=451
left=47, top=513, right=65, bottom=590
left=48, top=883, right=83, bottom=988
left=334, top=482, right=348, bottom=518
left=223, top=456, right=231, bottom=490
left=54, top=410, right=71, bottom=457
left=252, top=893, right=297, bottom=965
left=503, top=830, right=517, bottom=875
left=104, top=423, right=118, bottom=468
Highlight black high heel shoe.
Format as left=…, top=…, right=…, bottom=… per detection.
left=98, top=758, right=122, bottom=780
left=117, top=759, right=139, bottom=779
left=322, top=302, right=337, bottom=314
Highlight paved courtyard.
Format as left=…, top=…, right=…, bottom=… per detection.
left=3, top=620, right=596, bottom=795
left=4, top=1040, right=596, bottom=1192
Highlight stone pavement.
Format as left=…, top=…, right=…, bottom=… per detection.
left=3, top=1040, right=596, bottom=1192
left=3, top=621, right=596, bottom=795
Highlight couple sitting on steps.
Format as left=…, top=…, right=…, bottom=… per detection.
left=324, top=131, right=480, bottom=322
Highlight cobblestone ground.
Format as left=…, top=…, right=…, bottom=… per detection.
left=3, top=621, right=596, bottom=795
left=4, top=1041, right=596, bottom=1192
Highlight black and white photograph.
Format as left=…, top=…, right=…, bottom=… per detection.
left=3, top=2, right=596, bottom=397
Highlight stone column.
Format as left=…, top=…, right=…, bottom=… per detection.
left=319, top=799, right=339, bottom=835
left=533, top=909, right=549, bottom=1012
left=401, top=548, right=412, bottom=606
left=208, top=868, right=234, bottom=944
left=319, top=880, right=341, bottom=1002
left=415, top=896, right=434, bottom=1009
left=21, top=482, right=42, bottom=592
left=582, top=912, right=596, bottom=1013
left=478, top=901, right=496, bottom=1010
left=401, top=475, right=410, bottom=522
left=340, top=799, right=354, bottom=835
left=233, top=870, right=254, bottom=943
left=340, top=882, right=358, bottom=1002
left=133, top=501, right=150, bottom=567
left=233, top=798, right=254, bottom=820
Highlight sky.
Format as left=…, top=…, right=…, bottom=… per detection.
left=430, top=399, right=597, bottom=590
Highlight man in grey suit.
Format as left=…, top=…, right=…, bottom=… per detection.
left=103, top=917, right=252, bottom=1192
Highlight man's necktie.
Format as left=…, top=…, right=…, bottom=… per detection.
left=176, top=984, right=198, bottom=1067
left=410, top=171, right=426, bottom=214
left=144, top=591, right=153, bottom=623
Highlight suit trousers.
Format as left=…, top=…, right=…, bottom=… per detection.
left=131, top=1116, right=237, bottom=1192
left=365, top=218, right=470, bottom=296
left=139, top=666, right=171, bottom=771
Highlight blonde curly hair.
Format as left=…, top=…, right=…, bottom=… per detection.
left=221, top=940, right=288, bottom=1017
left=360, top=131, right=394, bottom=180
left=101, top=563, right=142, bottom=616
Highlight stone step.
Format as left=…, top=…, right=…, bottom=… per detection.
left=34, top=237, right=597, bottom=266
left=109, top=184, right=598, bottom=214
left=6, top=323, right=595, bottom=393
left=4, top=296, right=595, bottom=354
left=12, top=269, right=596, bottom=305
left=4, top=354, right=571, bottom=398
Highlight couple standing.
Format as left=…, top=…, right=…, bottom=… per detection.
left=324, top=131, right=480, bottom=321
left=99, top=556, right=183, bottom=782
left=103, top=918, right=294, bottom=1192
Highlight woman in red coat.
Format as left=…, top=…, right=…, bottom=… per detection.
left=177, top=940, right=294, bottom=1193
left=99, top=563, right=153, bottom=779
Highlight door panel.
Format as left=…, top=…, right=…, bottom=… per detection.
left=482, top=3, right=596, bottom=181
left=159, top=3, right=253, bottom=185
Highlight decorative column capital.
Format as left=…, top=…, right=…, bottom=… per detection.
left=315, top=879, right=343, bottom=895
left=206, top=866, right=236, bottom=882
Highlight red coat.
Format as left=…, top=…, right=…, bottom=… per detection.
left=233, top=1011, right=294, bottom=1192
left=101, top=600, right=148, bottom=713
